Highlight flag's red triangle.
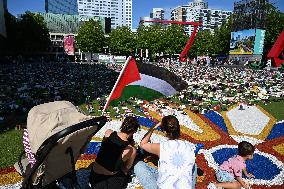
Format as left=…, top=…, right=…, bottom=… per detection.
left=104, top=57, right=141, bottom=111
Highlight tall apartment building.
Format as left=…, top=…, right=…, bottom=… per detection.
left=171, top=0, right=232, bottom=35
left=150, top=8, right=164, bottom=20
left=45, top=0, right=78, bottom=15
left=188, top=0, right=208, bottom=9
left=140, top=8, right=164, bottom=27
left=77, top=0, right=132, bottom=29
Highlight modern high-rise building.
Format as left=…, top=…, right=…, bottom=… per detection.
left=150, top=8, right=164, bottom=20
left=171, top=0, right=232, bottom=35
left=140, top=8, right=164, bottom=27
left=45, top=0, right=78, bottom=15
left=188, top=0, right=208, bottom=9
left=232, top=0, right=269, bottom=31
left=77, top=0, right=132, bottom=29
left=140, top=17, right=161, bottom=27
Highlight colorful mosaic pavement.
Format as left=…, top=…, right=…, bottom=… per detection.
left=1, top=102, right=284, bottom=189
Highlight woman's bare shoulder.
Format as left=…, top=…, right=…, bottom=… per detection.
left=105, top=129, right=113, bottom=137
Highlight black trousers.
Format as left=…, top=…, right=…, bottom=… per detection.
left=89, top=170, right=129, bottom=189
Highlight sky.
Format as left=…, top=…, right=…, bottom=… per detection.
left=7, top=0, right=284, bottom=29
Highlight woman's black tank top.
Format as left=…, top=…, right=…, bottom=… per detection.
left=95, top=131, right=130, bottom=172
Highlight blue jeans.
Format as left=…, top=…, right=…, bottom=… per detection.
left=216, top=169, right=236, bottom=183
left=134, top=161, right=198, bottom=189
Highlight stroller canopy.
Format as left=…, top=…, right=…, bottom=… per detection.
left=27, top=101, right=91, bottom=153
left=20, top=101, right=107, bottom=187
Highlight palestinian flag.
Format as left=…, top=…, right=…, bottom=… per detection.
left=103, top=57, right=188, bottom=111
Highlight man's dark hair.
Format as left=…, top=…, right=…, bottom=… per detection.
left=238, top=141, right=255, bottom=156
left=120, top=116, right=140, bottom=134
left=161, top=115, right=180, bottom=140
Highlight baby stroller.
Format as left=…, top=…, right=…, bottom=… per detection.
left=14, top=101, right=107, bottom=189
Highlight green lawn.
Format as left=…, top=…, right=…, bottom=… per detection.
left=258, top=100, right=284, bottom=121
left=0, top=129, right=23, bottom=168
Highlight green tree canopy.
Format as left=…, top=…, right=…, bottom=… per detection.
left=190, top=29, right=214, bottom=57
left=76, top=20, right=105, bottom=53
left=212, top=16, right=233, bottom=55
left=1, top=11, right=50, bottom=53
left=264, top=4, right=284, bottom=55
left=18, top=12, right=50, bottom=52
left=162, top=24, right=188, bottom=55
left=108, top=26, right=135, bottom=55
left=136, top=25, right=168, bottom=57
left=136, top=25, right=148, bottom=50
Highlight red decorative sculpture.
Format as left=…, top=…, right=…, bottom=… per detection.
left=267, top=29, right=284, bottom=67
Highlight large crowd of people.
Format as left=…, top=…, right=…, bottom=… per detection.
left=0, top=57, right=283, bottom=130
left=153, top=59, right=284, bottom=112
left=0, top=60, right=118, bottom=130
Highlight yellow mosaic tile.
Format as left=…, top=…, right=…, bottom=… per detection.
left=148, top=109, right=162, bottom=121
left=273, top=143, right=284, bottom=156
left=183, top=109, right=220, bottom=141
left=0, top=172, right=22, bottom=185
left=91, top=137, right=103, bottom=141
left=75, top=160, right=95, bottom=170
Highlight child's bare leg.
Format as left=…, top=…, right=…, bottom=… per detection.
left=215, top=181, right=241, bottom=189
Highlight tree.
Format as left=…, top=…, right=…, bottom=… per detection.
left=108, top=26, right=135, bottom=55
left=136, top=25, right=167, bottom=58
left=136, top=25, right=149, bottom=51
left=162, top=24, right=187, bottom=56
left=18, top=12, right=50, bottom=52
left=190, top=30, right=214, bottom=57
left=76, top=20, right=105, bottom=53
left=212, top=16, right=233, bottom=55
left=263, top=4, right=284, bottom=55
left=146, top=25, right=165, bottom=56
left=189, top=15, right=232, bottom=57
left=1, top=11, right=50, bottom=54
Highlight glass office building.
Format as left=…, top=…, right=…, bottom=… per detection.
left=38, top=13, right=111, bottom=34
left=45, top=0, right=78, bottom=15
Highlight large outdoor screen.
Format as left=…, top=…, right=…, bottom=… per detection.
left=229, top=29, right=265, bottom=55
left=0, top=0, right=6, bottom=37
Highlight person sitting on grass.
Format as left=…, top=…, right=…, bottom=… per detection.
left=89, top=116, right=140, bottom=189
left=134, top=115, right=198, bottom=189
left=208, top=141, right=255, bottom=189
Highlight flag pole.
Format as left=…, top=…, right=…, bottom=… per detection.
left=102, top=56, right=132, bottom=115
